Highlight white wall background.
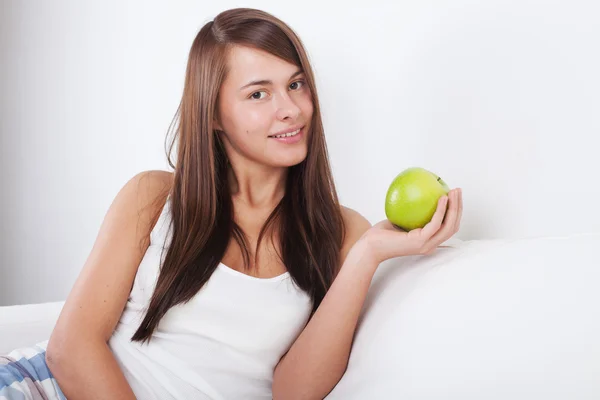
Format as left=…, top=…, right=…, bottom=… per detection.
left=1, top=0, right=599, bottom=306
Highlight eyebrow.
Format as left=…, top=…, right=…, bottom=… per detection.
left=239, top=70, right=304, bottom=91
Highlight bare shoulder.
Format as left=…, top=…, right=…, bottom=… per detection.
left=135, top=169, right=174, bottom=188
left=341, top=206, right=372, bottom=234
left=110, top=169, right=174, bottom=234
left=47, top=170, right=173, bottom=359
left=132, top=170, right=174, bottom=216
left=339, top=205, right=372, bottom=264
left=133, top=169, right=174, bottom=203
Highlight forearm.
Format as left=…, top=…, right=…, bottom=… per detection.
left=272, top=239, right=378, bottom=399
left=46, top=339, right=136, bottom=400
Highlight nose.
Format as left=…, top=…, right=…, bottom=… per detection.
left=274, top=92, right=301, bottom=121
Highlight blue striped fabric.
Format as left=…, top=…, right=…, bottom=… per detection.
left=0, top=341, right=66, bottom=400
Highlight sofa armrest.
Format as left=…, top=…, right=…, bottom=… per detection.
left=0, top=301, right=65, bottom=354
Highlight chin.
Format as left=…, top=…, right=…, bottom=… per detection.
left=271, top=151, right=308, bottom=168
left=274, top=158, right=307, bottom=169
left=266, top=143, right=308, bottom=167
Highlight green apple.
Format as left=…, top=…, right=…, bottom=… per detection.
left=385, top=167, right=450, bottom=231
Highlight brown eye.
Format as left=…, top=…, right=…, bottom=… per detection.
left=251, top=91, right=267, bottom=100
left=290, top=80, right=305, bottom=90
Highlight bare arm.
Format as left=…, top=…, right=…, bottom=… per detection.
left=272, top=189, right=463, bottom=399
left=271, top=210, right=375, bottom=400
left=45, top=170, right=173, bottom=400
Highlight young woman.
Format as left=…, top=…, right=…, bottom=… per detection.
left=42, top=7, right=462, bottom=400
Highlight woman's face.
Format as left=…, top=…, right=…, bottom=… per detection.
left=215, top=45, right=313, bottom=169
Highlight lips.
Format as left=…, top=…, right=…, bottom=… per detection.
left=268, top=125, right=304, bottom=139
left=269, top=128, right=301, bottom=139
left=268, top=126, right=305, bottom=144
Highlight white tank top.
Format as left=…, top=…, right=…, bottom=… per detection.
left=107, top=197, right=313, bottom=399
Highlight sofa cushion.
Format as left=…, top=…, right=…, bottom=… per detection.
left=328, top=233, right=600, bottom=399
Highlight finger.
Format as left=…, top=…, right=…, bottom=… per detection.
left=455, top=188, right=463, bottom=232
left=421, top=195, right=448, bottom=239
left=428, top=189, right=460, bottom=245
left=374, top=219, right=406, bottom=232
left=372, top=220, right=392, bottom=230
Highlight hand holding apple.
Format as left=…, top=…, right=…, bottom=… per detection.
left=385, top=167, right=451, bottom=231
left=348, top=167, right=462, bottom=265
left=357, top=185, right=461, bottom=265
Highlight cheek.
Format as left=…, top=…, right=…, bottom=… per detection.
left=231, top=104, right=271, bottom=133
left=222, top=105, right=272, bottom=150
left=299, top=92, right=314, bottom=119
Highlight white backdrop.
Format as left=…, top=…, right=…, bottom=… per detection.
left=1, top=0, right=599, bottom=306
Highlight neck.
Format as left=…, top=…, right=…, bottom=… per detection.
left=227, top=161, right=287, bottom=210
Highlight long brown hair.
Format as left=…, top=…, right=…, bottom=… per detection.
left=131, top=8, right=345, bottom=343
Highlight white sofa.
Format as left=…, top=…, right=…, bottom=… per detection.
left=0, top=301, right=64, bottom=355
left=1, top=234, right=599, bottom=399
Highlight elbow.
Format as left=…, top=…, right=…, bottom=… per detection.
left=45, top=334, right=71, bottom=377
left=45, top=349, right=60, bottom=370
left=45, top=332, right=98, bottom=376
left=45, top=335, right=62, bottom=367
left=45, top=343, right=67, bottom=381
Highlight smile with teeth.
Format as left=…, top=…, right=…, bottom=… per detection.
left=271, top=128, right=301, bottom=138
